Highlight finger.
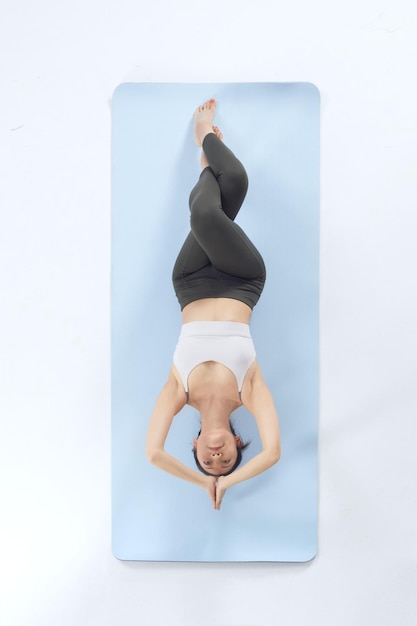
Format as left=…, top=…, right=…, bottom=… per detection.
left=215, top=490, right=222, bottom=509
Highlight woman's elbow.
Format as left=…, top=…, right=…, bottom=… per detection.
left=269, top=445, right=281, bottom=465
left=146, top=446, right=161, bottom=465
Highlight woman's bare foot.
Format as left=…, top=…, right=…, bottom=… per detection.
left=194, top=98, right=216, bottom=146
left=201, top=125, right=223, bottom=169
left=212, top=125, right=223, bottom=141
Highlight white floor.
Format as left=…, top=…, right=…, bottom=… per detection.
left=1, top=1, right=416, bottom=625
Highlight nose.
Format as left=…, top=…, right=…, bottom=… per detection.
left=210, top=451, right=222, bottom=457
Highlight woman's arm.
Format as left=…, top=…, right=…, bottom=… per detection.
left=146, top=369, right=216, bottom=501
left=215, top=365, right=281, bottom=508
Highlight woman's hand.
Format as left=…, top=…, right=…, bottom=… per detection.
left=204, top=476, right=229, bottom=510
left=204, top=475, right=232, bottom=510
left=214, top=476, right=229, bottom=510
left=205, top=476, right=218, bottom=508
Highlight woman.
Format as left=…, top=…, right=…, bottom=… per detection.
left=146, top=99, right=281, bottom=510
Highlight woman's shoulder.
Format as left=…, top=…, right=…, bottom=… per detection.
left=241, top=360, right=262, bottom=402
left=247, top=360, right=263, bottom=382
left=155, top=367, right=187, bottom=412
left=168, top=365, right=183, bottom=390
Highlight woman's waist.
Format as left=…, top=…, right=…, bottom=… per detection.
left=181, top=298, right=252, bottom=324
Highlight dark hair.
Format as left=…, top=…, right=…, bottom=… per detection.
left=192, top=422, right=250, bottom=477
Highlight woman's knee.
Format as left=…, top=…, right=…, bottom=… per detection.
left=222, top=162, right=248, bottom=196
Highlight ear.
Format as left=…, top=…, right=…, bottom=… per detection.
left=234, top=436, right=242, bottom=448
left=193, top=438, right=198, bottom=450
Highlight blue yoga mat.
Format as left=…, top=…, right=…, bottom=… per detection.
left=112, top=82, right=320, bottom=562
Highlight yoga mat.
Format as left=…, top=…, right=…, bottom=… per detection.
left=111, top=82, right=320, bottom=562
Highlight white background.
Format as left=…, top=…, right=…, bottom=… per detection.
left=1, top=1, right=416, bottom=625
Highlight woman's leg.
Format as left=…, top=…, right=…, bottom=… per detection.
left=173, top=137, right=260, bottom=280
left=198, top=132, right=248, bottom=221
left=188, top=163, right=265, bottom=279
left=172, top=229, right=210, bottom=280
left=173, top=99, right=265, bottom=281
left=193, top=100, right=248, bottom=221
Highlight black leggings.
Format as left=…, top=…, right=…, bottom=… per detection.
left=172, top=133, right=266, bottom=310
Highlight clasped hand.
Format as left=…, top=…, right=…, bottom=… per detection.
left=205, top=475, right=229, bottom=510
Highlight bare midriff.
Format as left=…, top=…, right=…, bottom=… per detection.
left=181, top=298, right=252, bottom=324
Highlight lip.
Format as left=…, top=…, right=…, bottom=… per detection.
left=208, top=446, right=222, bottom=451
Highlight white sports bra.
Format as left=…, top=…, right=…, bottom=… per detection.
left=173, top=321, right=256, bottom=401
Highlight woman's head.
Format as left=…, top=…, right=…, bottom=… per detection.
left=192, top=422, right=250, bottom=476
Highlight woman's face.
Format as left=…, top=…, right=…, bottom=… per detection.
left=194, top=429, right=242, bottom=476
